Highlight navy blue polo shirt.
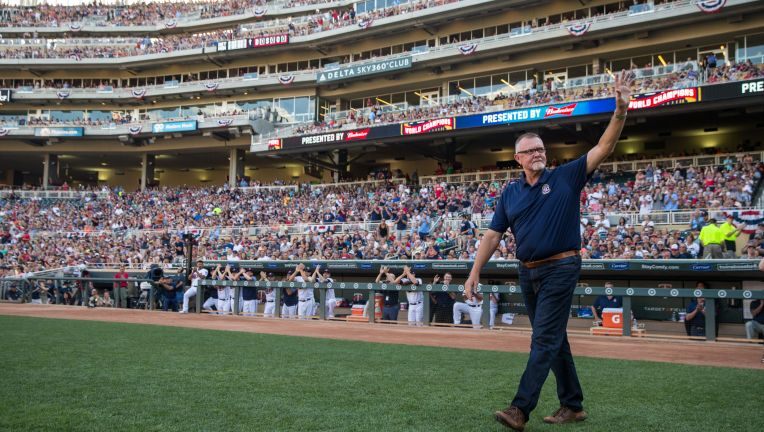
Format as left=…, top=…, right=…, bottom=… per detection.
left=242, top=275, right=257, bottom=301
left=283, top=288, right=298, bottom=306
left=752, top=300, right=764, bottom=324
left=593, top=295, right=622, bottom=316
left=489, top=155, right=590, bottom=262
left=686, top=300, right=705, bottom=327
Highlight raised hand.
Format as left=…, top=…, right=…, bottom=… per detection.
left=614, top=69, right=634, bottom=113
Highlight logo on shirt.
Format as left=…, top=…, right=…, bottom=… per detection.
left=541, top=184, right=551, bottom=195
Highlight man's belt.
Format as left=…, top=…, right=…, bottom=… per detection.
left=522, top=250, right=580, bottom=269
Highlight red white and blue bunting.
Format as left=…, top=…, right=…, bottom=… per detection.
left=458, top=43, right=478, bottom=55
left=729, top=210, right=763, bottom=234
left=278, top=75, right=295, bottom=86
left=309, top=225, right=338, bottom=233
left=69, top=23, right=82, bottom=32
left=132, top=88, right=147, bottom=99
left=204, top=82, right=220, bottom=92
left=216, top=119, right=234, bottom=127
left=0, top=128, right=10, bottom=137
left=164, top=20, right=177, bottom=29
left=357, top=18, right=374, bottom=29
left=696, top=0, right=727, bottom=13
left=56, top=90, right=70, bottom=100
left=128, top=125, right=143, bottom=135
left=565, top=22, right=592, bottom=37
left=253, top=7, right=267, bottom=18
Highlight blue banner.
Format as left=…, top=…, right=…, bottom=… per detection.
left=34, top=127, right=84, bottom=137
left=456, top=98, right=616, bottom=130
left=151, top=120, right=197, bottom=133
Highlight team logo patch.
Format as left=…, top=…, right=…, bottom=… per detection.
left=541, top=184, right=551, bottom=195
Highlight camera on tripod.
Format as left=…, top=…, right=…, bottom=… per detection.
left=148, top=264, right=164, bottom=282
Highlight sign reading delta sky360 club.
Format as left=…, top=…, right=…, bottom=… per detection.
left=316, top=56, right=412, bottom=83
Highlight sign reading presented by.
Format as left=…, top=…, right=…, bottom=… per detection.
left=701, top=78, right=764, bottom=101
left=316, top=56, right=412, bottom=83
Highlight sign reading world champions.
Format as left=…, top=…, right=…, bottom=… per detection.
left=316, top=56, right=412, bottom=83
left=151, top=120, right=197, bottom=134
left=456, top=98, right=616, bottom=129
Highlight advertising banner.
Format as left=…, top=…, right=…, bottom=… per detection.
left=316, top=56, right=412, bottom=83
left=0, top=89, right=11, bottom=102
left=401, top=118, right=455, bottom=135
left=700, top=78, right=764, bottom=101
left=151, top=120, right=197, bottom=133
left=34, top=127, right=83, bottom=137
left=282, top=124, right=399, bottom=149
left=627, top=87, right=698, bottom=110
left=456, top=98, right=616, bottom=129
left=216, top=34, right=289, bottom=51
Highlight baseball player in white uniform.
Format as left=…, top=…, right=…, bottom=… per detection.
left=181, top=260, right=209, bottom=313
left=211, top=264, right=230, bottom=315
left=260, top=272, right=277, bottom=317
left=397, top=266, right=423, bottom=326
left=289, top=264, right=315, bottom=320
left=312, top=266, right=336, bottom=318
left=453, top=288, right=484, bottom=329
left=224, top=265, right=245, bottom=315
left=489, top=292, right=499, bottom=329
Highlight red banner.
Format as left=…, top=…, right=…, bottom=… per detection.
left=628, top=88, right=698, bottom=110
left=401, top=118, right=454, bottom=135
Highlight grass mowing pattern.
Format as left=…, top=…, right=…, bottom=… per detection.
left=0, top=315, right=761, bottom=432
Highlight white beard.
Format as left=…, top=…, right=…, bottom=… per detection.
left=530, top=161, right=546, bottom=171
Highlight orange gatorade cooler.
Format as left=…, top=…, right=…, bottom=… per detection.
left=602, top=308, right=623, bottom=328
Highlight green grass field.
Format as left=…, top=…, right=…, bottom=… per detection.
left=0, top=315, right=761, bottom=432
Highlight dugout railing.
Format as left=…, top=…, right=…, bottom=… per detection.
left=197, top=278, right=764, bottom=342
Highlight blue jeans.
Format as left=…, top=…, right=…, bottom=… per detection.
left=383, top=305, right=399, bottom=321
left=511, top=256, right=584, bottom=419
left=163, top=292, right=179, bottom=312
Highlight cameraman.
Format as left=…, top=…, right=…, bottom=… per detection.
left=158, top=275, right=178, bottom=312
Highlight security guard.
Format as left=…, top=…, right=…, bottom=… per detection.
left=699, top=218, right=724, bottom=258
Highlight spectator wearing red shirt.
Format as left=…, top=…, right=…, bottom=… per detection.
left=113, top=264, right=129, bottom=308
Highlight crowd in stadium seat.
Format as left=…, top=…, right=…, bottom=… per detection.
left=0, top=109, right=251, bottom=129
left=0, top=31, right=238, bottom=60
left=0, top=157, right=760, bottom=273
left=0, top=0, right=454, bottom=59
left=0, top=0, right=264, bottom=28
left=295, top=61, right=762, bottom=135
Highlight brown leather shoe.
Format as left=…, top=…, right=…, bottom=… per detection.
left=494, top=405, right=526, bottom=431
left=543, top=406, right=588, bottom=424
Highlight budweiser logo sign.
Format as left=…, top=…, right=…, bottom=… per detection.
left=345, top=129, right=370, bottom=140
left=544, top=104, right=577, bottom=117
left=401, top=118, right=454, bottom=135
